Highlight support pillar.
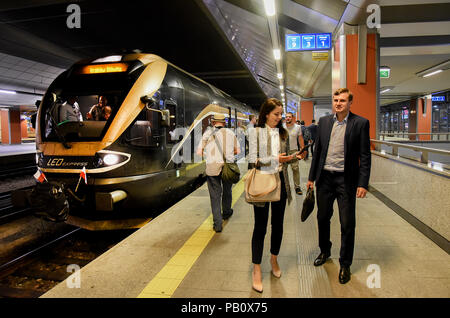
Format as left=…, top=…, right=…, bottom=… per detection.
left=332, top=27, right=379, bottom=141
left=417, top=96, right=432, bottom=141
left=300, top=101, right=314, bottom=125
left=1, top=109, right=22, bottom=144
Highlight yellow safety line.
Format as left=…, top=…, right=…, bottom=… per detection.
left=137, top=172, right=247, bottom=298
left=185, top=160, right=205, bottom=172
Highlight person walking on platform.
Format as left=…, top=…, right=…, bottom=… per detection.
left=248, top=114, right=257, bottom=129
left=196, top=113, right=240, bottom=233
left=283, top=112, right=306, bottom=195
left=300, top=120, right=311, bottom=159
left=306, top=88, right=371, bottom=284
left=307, top=119, right=318, bottom=156
left=248, top=98, right=303, bottom=293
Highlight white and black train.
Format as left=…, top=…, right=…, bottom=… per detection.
left=14, top=54, right=254, bottom=230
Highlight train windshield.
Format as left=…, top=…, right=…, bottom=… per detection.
left=40, top=61, right=144, bottom=143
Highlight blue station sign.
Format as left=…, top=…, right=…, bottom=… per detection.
left=432, top=96, right=445, bottom=102
left=286, top=33, right=332, bottom=51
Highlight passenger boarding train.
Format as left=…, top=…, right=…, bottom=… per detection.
left=14, top=53, right=255, bottom=230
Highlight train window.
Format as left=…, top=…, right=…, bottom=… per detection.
left=43, top=93, right=121, bottom=142
left=125, top=107, right=162, bottom=147
left=40, top=64, right=145, bottom=142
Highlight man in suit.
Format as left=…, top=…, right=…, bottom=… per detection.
left=307, top=119, right=318, bottom=156
left=306, top=88, right=371, bottom=284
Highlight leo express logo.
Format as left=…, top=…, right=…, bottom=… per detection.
left=47, top=158, right=89, bottom=167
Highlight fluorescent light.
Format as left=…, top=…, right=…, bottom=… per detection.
left=273, top=49, right=281, bottom=60
left=263, top=0, right=276, bottom=16
left=0, top=89, right=16, bottom=95
left=93, top=55, right=122, bottom=63
left=280, top=85, right=284, bottom=89
left=277, top=73, right=283, bottom=79
left=380, top=88, right=391, bottom=94
left=423, top=69, right=443, bottom=77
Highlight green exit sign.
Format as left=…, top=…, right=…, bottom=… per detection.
left=380, top=68, right=390, bottom=78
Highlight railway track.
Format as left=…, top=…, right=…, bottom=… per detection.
left=0, top=225, right=136, bottom=298
left=0, top=189, right=34, bottom=224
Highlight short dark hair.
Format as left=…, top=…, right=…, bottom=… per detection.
left=333, top=88, right=353, bottom=102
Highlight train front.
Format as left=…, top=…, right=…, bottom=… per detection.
left=14, top=54, right=166, bottom=226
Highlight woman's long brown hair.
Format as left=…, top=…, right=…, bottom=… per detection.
left=257, top=98, right=288, bottom=140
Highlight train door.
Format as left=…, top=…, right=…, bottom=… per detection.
left=165, top=101, right=178, bottom=144
left=164, top=100, right=184, bottom=171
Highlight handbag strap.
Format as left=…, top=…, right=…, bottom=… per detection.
left=255, top=127, right=273, bottom=168
left=212, top=129, right=234, bottom=163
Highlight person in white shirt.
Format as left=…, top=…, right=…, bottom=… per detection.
left=59, top=96, right=83, bottom=122
left=283, top=112, right=306, bottom=194
left=196, top=113, right=240, bottom=233
left=247, top=98, right=303, bottom=293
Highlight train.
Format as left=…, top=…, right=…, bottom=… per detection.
left=13, top=53, right=255, bottom=230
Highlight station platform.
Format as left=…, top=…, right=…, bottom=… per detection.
left=0, top=143, right=36, bottom=157
left=41, top=160, right=449, bottom=298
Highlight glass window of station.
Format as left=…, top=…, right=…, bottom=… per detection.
left=380, top=102, right=411, bottom=134
left=431, top=92, right=449, bottom=133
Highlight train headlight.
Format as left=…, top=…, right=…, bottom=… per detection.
left=103, top=154, right=119, bottom=166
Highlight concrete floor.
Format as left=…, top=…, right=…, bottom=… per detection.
left=42, top=160, right=450, bottom=298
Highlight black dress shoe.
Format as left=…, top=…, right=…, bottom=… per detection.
left=313, top=252, right=330, bottom=266
left=339, top=266, right=351, bottom=284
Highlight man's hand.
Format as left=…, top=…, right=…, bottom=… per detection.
left=356, top=187, right=367, bottom=198
left=306, top=180, right=314, bottom=190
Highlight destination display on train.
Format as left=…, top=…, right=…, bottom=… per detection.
left=285, top=33, right=332, bottom=51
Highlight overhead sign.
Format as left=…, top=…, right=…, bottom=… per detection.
left=432, top=96, right=445, bottom=102
left=286, top=33, right=332, bottom=51
left=312, top=51, right=329, bottom=61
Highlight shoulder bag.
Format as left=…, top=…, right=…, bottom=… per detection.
left=244, top=127, right=281, bottom=203
left=213, top=132, right=240, bottom=184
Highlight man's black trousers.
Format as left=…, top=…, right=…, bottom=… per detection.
left=316, top=170, right=356, bottom=267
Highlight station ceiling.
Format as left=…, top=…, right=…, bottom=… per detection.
left=0, top=0, right=449, bottom=112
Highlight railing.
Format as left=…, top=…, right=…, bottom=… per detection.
left=371, top=139, right=450, bottom=165
left=379, top=132, right=450, bottom=141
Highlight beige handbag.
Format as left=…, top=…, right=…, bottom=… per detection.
left=245, top=168, right=281, bottom=203
left=244, top=127, right=281, bottom=203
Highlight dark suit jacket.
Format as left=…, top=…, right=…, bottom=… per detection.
left=308, top=112, right=371, bottom=191
left=307, top=123, right=317, bottom=141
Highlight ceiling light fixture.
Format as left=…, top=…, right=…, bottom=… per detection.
left=0, top=89, right=16, bottom=95
left=416, top=59, right=449, bottom=77
left=273, top=49, right=281, bottom=60
left=422, top=69, right=443, bottom=78
left=380, top=88, right=392, bottom=94
left=263, top=0, right=276, bottom=16
left=280, top=85, right=284, bottom=89
left=277, top=73, right=283, bottom=79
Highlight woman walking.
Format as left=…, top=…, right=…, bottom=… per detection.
left=248, top=98, right=304, bottom=292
